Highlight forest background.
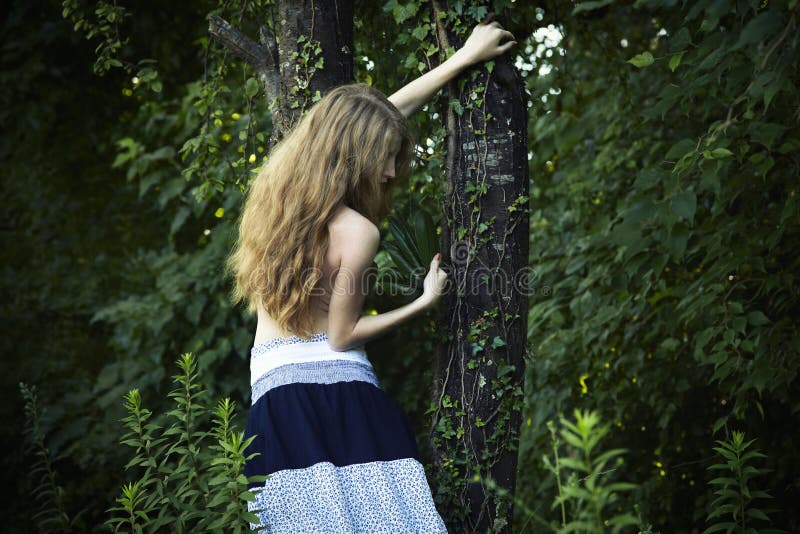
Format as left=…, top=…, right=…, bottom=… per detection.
left=1, top=0, right=798, bottom=532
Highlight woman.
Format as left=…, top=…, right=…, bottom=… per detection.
left=227, top=19, right=516, bottom=533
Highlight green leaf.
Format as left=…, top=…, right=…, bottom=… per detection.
left=669, top=52, right=684, bottom=72
left=746, top=311, right=770, bottom=326
left=572, top=0, right=615, bottom=15
left=627, top=51, right=654, bottom=68
left=245, top=78, right=260, bottom=98
left=669, top=26, right=691, bottom=52
left=733, top=10, right=783, bottom=50
left=665, top=138, right=696, bottom=161
left=670, top=191, right=697, bottom=223
left=710, top=147, right=734, bottom=159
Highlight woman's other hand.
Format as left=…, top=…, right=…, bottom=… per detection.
left=458, top=18, right=517, bottom=66
left=421, top=253, right=448, bottom=309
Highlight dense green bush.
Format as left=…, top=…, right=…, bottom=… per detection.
left=520, top=0, right=799, bottom=529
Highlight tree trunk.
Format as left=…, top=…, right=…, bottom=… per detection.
left=429, top=4, right=530, bottom=532
left=273, top=0, right=354, bottom=133
left=209, top=0, right=353, bottom=138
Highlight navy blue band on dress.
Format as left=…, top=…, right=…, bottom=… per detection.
left=245, top=381, right=421, bottom=486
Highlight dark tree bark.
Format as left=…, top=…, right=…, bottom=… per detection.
left=429, top=3, right=530, bottom=532
left=209, top=0, right=353, bottom=138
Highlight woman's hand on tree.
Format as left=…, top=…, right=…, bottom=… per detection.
left=458, top=19, right=516, bottom=66
left=420, top=253, right=448, bottom=309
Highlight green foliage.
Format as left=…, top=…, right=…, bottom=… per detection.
left=521, top=0, right=799, bottom=529
left=19, top=383, right=73, bottom=533
left=61, top=0, right=163, bottom=91
left=703, top=430, right=784, bottom=534
left=542, top=410, right=640, bottom=533
left=380, top=210, right=439, bottom=297
left=106, top=353, right=265, bottom=533
left=6, top=0, right=799, bottom=531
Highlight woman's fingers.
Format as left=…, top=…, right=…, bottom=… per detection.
left=461, top=19, right=518, bottom=64
left=499, top=40, right=516, bottom=54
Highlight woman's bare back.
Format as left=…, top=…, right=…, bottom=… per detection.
left=254, top=204, right=377, bottom=345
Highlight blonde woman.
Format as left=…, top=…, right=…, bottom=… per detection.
left=227, top=19, right=516, bottom=533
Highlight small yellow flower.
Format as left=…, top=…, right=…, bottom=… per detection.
left=604, top=362, right=610, bottom=369
left=221, top=132, right=232, bottom=142
left=214, top=208, right=224, bottom=218
left=249, top=154, right=257, bottom=164
left=214, top=118, right=223, bottom=127
left=631, top=376, right=637, bottom=384
left=231, top=112, right=241, bottom=120
left=660, top=469, right=666, bottom=476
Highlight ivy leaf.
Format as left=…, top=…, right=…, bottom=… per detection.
left=391, top=1, right=418, bottom=24
left=627, top=51, right=654, bottom=68
left=411, top=25, right=428, bottom=41
left=491, top=336, right=506, bottom=349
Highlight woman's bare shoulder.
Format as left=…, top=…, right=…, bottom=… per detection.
left=327, top=205, right=380, bottom=264
left=328, top=205, right=380, bottom=241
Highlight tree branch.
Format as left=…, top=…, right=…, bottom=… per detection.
left=208, top=15, right=278, bottom=107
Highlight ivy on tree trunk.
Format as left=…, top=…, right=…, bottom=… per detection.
left=428, top=2, right=530, bottom=531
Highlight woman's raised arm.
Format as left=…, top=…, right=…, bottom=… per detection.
left=388, top=21, right=516, bottom=118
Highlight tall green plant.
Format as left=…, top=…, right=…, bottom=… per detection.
left=704, top=430, right=784, bottom=534
left=19, top=383, right=74, bottom=533
left=542, top=409, right=640, bottom=533
left=106, top=353, right=265, bottom=533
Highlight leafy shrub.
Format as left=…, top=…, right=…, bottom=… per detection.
left=106, top=353, right=265, bottom=533
left=704, top=430, right=784, bottom=534
left=19, top=383, right=74, bottom=532
left=508, top=409, right=647, bottom=533
left=544, top=409, right=641, bottom=533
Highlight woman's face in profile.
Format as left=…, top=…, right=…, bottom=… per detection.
left=380, top=153, right=396, bottom=183
left=380, top=138, right=402, bottom=183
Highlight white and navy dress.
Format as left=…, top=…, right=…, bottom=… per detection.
left=244, top=332, right=447, bottom=533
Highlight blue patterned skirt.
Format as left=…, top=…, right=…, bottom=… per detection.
left=244, top=332, right=447, bottom=533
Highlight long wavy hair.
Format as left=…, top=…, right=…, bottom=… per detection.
left=226, top=83, right=414, bottom=338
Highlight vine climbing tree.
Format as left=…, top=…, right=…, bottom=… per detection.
left=426, top=2, right=530, bottom=531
